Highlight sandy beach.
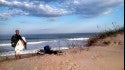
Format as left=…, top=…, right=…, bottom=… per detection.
left=0, top=33, right=124, bottom=70
left=0, top=0, right=124, bottom=70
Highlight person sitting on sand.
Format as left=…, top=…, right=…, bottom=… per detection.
left=11, top=30, right=27, bottom=59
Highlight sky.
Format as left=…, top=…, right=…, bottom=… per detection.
left=0, top=0, right=124, bottom=34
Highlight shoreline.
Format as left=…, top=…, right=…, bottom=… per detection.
left=0, top=37, right=89, bottom=56
left=0, top=47, right=69, bottom=62
left=0, top=53, right=38, bottom=62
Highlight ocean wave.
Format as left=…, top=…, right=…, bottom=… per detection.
left=0, top=38, right=88, bottom=47
left=0, top=40, right=56, bottom=47
left=0, top=41, right=46, bottom=47
left=67, top=38, right=89, bottom=41
left=0, top=43, right=11, bottom=46
left=27, top=41, right=47, bottom=45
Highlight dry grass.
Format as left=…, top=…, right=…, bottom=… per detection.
left=86, top=27, right=124, bottom=46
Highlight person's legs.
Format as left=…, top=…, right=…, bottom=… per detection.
left=15, top=53, right=19, bottom=59
left=19, top=54, right=21, bottom=59
left=15, top=50, right=21, bottom=59
left=15, top=54, right=19, bottom=59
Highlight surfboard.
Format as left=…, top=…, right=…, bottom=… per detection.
left=15, top=37, right=27, bottom=51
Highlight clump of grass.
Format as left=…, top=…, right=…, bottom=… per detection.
left=86, top=27, right=124, bottom=46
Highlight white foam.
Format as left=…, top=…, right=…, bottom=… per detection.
left=0, top=49, right=38, bottom=56
left=0, top=51, right=15, bottom=56
left=67, top=38, right=89, bottom=41
left=27, top=41, right=47, bottom=45
left=0, top=43, right=11, bottom=46
left=0, top=41, right=47, bottom=47
left=52, top=47, right=69, bottom=50
left=20, top=49, right=38, bottom=54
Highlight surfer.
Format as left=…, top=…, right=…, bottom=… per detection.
left=11, top=30, right=27, bottom=59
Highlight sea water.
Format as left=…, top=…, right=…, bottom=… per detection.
left=0, top=33, right=95, bottom=56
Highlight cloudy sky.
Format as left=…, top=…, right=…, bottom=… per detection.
left=0, top=0, right=124, bottom=34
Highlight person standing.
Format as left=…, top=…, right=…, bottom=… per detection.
left=11, top=30, right=26, bottom=59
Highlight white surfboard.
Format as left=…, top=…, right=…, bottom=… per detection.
left=15, top=37, right=26, bottom=51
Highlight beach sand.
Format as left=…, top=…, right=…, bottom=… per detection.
left=0, top=33, right=124, bottom=70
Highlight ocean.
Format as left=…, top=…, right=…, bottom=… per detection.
left=0, top=33, right=95, bottom=56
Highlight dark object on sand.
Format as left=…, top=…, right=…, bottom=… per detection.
left=37, top=49, right=44, bottom=55
left=37, top=45, right=63, bottom=55
left=44, top=45, right=51, bottom=54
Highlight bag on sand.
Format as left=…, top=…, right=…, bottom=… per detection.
left=44, top=45, right=51, bottom=53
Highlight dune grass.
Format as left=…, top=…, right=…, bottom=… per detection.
left=86, top=27, right=124, bottom=46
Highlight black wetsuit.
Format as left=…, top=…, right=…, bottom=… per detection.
left=11, top=34, right=22, bottom=47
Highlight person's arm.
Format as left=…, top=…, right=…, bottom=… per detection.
left=11, top=35, right=14, bottom=47
left=11, top=35, right=14, bottom=41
